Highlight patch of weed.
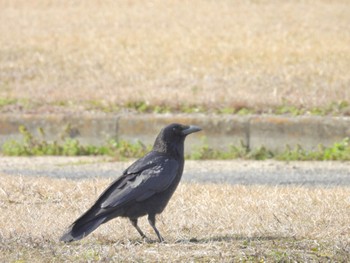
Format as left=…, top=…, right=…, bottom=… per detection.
left=216, top=107, right=236, bottom=114
left=1, top=125, right=150, bottom=159
left=125, top=101, right=152, bottom=113
left=2, top=126, right=350, bottom=160
left=189, top=137, right=350, bottom=161
left=1, top=96, right=349, bottom=116
left=189, top=138, right=248, bottom=160
left=86, top=100, right=120, bottom=113
left=236, top=107, right=255, bottom=115
left=275, top=105, right=305, bottom=116
left=248, top=146, right=274, bottom=160
left=153, top=104, right=171, bottom=113
left=276, top=138, right=350, bottom=161
left=0, top=98, right=17, bottom=108
left=179, top=104, right=205, bottom=114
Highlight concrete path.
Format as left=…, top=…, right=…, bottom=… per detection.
left=1, top=157, right=349, bottom=186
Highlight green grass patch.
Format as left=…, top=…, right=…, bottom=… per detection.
left=1, top=125, right=150, bottom=159
left=0, top=98, right=18, bottom=108
left=0, top=97, right=349, bottom=116
left=107, top=99, right=350, bottom=116
left=2, top=126, right=350, bottom=161
left=190, top=138, right=350, bottom=161
left=0, top=97, right=40, bottom=111
left=276, top=138, right=350, bottom=161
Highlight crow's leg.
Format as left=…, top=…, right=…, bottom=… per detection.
left=130, top=218, right=147, bottom=239
left=148, top=214, right=164, bottom=242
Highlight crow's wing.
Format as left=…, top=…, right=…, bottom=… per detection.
left=99, top=153, right=179, bottom=209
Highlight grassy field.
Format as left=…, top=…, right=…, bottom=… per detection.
left=0, top=174, right=349, bottom=262
left=0, top=0, right=350, bottom=113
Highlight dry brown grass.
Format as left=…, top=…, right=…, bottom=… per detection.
left=0, top=173, right=349, bottom=262
left=1, top=0, right=350, bottom=112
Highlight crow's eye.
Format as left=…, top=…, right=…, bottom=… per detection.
left=172, top=126, right=183, bottom=133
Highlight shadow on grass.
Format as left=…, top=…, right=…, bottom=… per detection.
left=78, top=233, right=295, bottom=246
left=91, top=236, right=161, bottom=246
left=175, top=234, right=295, bottom=244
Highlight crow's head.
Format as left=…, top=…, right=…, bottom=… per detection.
left=153, top=123, right=202, bottom=156
left=168, top=123, right=202, bottom=136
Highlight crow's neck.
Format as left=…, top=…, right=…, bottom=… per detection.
left=153, top=138, right=184, bottom=160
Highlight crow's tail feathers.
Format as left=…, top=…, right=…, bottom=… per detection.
left=60, top=215, right=106, bottom=242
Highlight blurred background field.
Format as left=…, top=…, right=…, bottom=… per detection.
left=0, top=0, right=350, bottom=114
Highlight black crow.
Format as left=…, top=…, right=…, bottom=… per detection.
left=60, top=123, right=201, bottom=242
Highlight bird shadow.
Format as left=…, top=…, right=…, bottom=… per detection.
left=92, top=234, right=294, bottom=246
left=174, top=234, right=294, bottom=244
left=96, top=237, right=162, bottom=246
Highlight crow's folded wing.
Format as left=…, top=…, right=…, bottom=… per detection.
left=99, top=155, right=179, bottom=209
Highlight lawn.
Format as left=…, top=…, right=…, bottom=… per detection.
left=0, top=0, right=350, bottom=113
left=1, top=174, right=349, bottom=262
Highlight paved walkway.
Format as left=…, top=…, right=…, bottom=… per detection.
left=1, top=157, right=349, bottom=186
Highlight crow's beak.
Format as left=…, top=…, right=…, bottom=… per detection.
left=182, top=125, right=202, bottom=135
